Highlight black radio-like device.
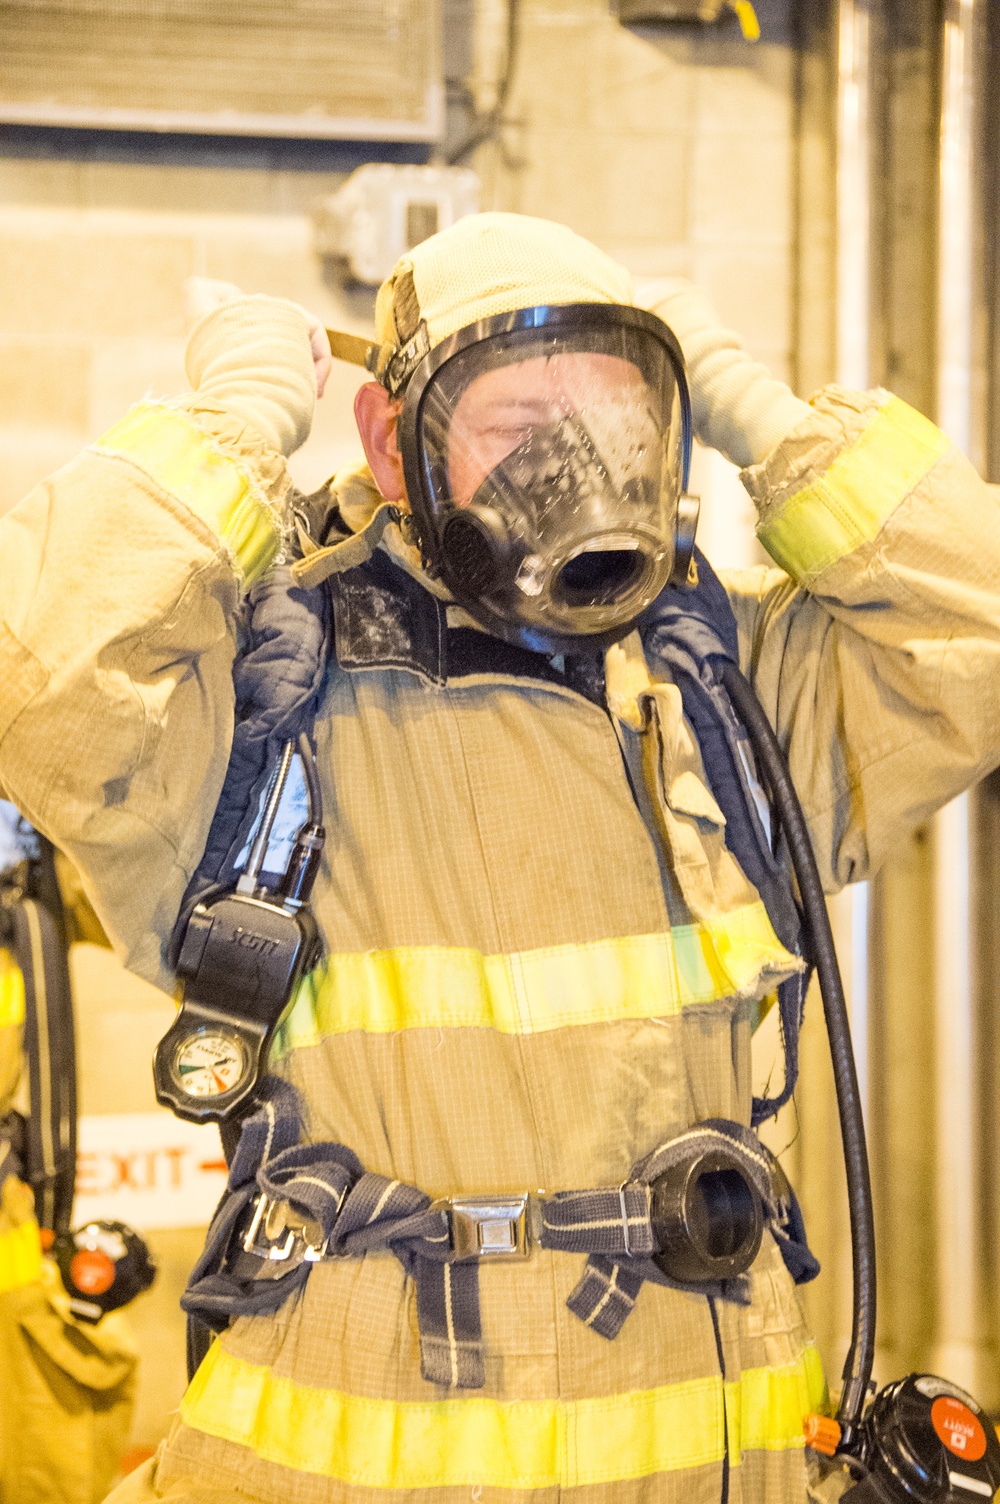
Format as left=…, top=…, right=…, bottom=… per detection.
left=154, top=737, right=324, bottom=1125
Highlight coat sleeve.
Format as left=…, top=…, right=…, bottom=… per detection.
left=720, top=385, right=1000, bottom=892
left=0, top=300, right=313, bottom=991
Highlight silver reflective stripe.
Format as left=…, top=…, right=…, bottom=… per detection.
left=24, top=900, right=56, bottom=1231
left=948, top=1473, right=993, bottom=1497
left=736, top=736, right=773, bottom=848
left=235, top=755, right=309, bottom=878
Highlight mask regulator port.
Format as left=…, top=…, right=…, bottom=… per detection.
left=649, top=1144, right=764, bottom=1284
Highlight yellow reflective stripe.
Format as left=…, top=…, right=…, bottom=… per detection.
left=182, top=1340, right=820, bottom=1488
left=0, top=1216, right=43, bottom=1294
left=0, top=947, right=24, bottom=1028
left=757, top=396, right=950, bottom=582
left=93, top=404, right=280, bottom=586
left=272, top=900, right=800, bottom=1056
left=727, top=1341, right=827, bottom=1461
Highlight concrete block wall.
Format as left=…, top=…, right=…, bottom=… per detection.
left=477, top=0, right=795, bottom=373
left=0, top=0, right=799, bottom=1459
left=0, top=5, right=796, bottom=552
left=0, top=153, right=378, bottom=520
left=475, top=0, right=796, bottom=564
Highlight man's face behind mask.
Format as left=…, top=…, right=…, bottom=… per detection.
left=397, top=303, right=693, bottom=655
left=445, top=352, right=656, bottom=505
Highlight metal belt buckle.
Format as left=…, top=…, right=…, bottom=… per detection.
left=243, top=1194, right=290, bottom=1260
left=242, top=1194, right=328, bottom=1264
left=437, top=1194, right=531, bottom=1260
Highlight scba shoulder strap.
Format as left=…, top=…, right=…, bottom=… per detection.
left=640, top=551, right=810, bottom=1124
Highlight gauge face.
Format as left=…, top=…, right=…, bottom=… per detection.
left=171, top=1030, right=248, bottom=1098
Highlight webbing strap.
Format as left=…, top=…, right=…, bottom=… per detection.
left=9, top=892, right=76, bottom=1236
left=183, top=1088, right=819, bottom=1388
left=289, top=502, right=403, bottom=589
left=549, top=1119, right=808, bottom=1340
left=641, top=552, right=809, bottom=1123
left=182, top=1081, right=487, bottom=1388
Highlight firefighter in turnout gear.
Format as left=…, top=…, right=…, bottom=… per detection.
left=0, top=809, right=139, bottom=1503
left=1, top=213, right=999, bottom=1504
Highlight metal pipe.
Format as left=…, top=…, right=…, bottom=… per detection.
left=836, top=0, right=871, bottom=394
left=931, top=791, right=982, bottom=1388
left=832, top=0, right=873, bottom=1375
left=835, top=0, right=872, bottom=1124
left=237, top=741, right=295, bottom=895
left=931, top=0, right=995, bottom=1404
left=938, top=2, right=977, bottom=461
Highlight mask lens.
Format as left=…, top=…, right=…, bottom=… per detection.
left=409, top=312, right=687, bottom=649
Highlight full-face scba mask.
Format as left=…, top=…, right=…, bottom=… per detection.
left=396, top=303, right=699, bottom=655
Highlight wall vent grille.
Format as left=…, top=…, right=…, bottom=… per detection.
left=0, top=0, right=443, bottom=140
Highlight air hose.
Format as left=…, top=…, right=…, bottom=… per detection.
left=718, top=661, right=1000, bottom=1502
left=718, top=660, right=876, bottom=1432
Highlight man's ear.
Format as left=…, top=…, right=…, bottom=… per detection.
left=354, top=382, right=407, bottom=504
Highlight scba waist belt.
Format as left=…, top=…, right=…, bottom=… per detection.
left=182, top=1079, right=817, bottom=1390
left=242, top=1186, right=536, bottom=1268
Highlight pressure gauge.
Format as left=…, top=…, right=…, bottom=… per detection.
left=155, top=737, right=324, bottom=1125
left=154, top=891, right=319, bottom=1124
left=170, top=1030, right=249, bottom=1099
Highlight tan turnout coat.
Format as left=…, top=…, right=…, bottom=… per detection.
left=1, top=382, right=1000, bottom=1504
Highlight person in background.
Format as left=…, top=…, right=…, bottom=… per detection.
left=0, top=802, right=137, bottom=1504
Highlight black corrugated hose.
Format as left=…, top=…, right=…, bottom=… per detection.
left=718, top=659, right=875, bottom=1436
left=297, top=733, right=323, bottom=824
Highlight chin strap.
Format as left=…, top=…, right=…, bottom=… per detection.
left=289, top=501, right=408, bottom=588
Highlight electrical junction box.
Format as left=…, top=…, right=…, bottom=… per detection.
left=616, top=0, right=759, bottom=34
left=313, top=164, right=480, bottom=286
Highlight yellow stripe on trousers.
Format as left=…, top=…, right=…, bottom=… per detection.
left=182, top=1340, right=826, bottom=1490
left=0, top=946, right=25, bottom=1028
left=0, top=1217, right=43, bottom=1294
left=272, top=899, right=801, bottom=1056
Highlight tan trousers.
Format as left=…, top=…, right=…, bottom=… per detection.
left=0, top=1273, right=136, bottom=1504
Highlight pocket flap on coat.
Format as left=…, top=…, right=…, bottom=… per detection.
left=667, top=770, right=727, bottom=827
